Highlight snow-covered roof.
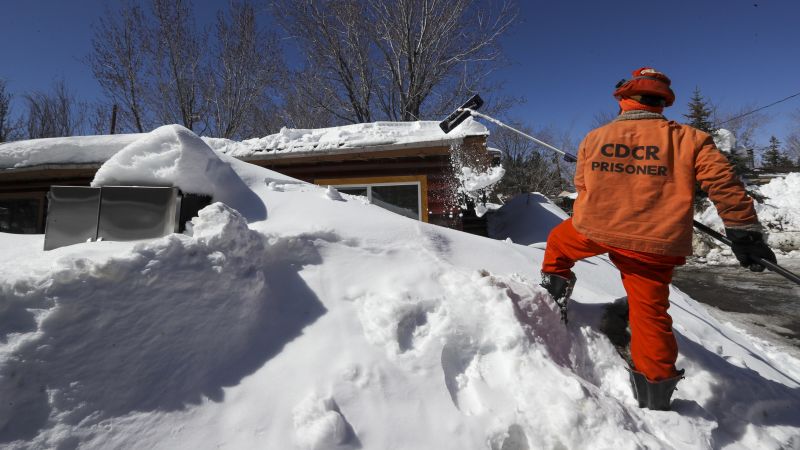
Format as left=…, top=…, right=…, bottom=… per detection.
left=0, top=119, right=488, bottom=170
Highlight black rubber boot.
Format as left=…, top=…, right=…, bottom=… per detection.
left=629, top=369, right=685, bottom=410
left=599, top=299, right=632, bottom=368
left=540, top=272, right=576, bottom=323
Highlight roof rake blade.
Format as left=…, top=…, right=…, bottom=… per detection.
left=439, top=94, right=484, bottom=134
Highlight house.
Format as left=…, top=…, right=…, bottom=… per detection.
left=0, top=120, right=495, bottom=235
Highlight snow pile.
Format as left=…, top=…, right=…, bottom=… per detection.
left=92, top=124, right=266, bottom=221
left=695, top=172, right=800, bottom=255
left=1, top=127, right=799, bottom=448
left=756, top=172, right=800, bottom=251
left=324, top=185, right=344, bottom=201
left=0, top=203, right=280, bottom=444
left=487, top=193, right=568, bottom=246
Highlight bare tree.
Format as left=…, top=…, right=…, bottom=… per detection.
left=149, top=0, right=205, bottom=131
left=89, top=3, right=151, bottom=133
left=273, top=0, right=376, bottom=124
left=591, top=109, right=618, bottom=128
left=272, top=0, right=517, bottom=124
left=491, top=123, right=566, bottom=198
left=278, top=76, right=338, bottom=129
left=715, top=104, right=768, bottom=150
left=0, top=79, right=21, bottom=142
left=785, top=109, right=800, bottom=165
left=23, top=79, right=86, bottom=139
left=205, top=1, right=282, bottom=138
left=368, top=0, right=516, bottom=121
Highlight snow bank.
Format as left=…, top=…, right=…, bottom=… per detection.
left=695, top=172, right=800, bottom=255
left=0, top=203, right=290, bottom=444
left=92, top=125, right=266, bottom=221
left=487, top=192, right=569, bottom=245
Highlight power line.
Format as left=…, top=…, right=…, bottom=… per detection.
left=715, top=90, right=800, bottom=126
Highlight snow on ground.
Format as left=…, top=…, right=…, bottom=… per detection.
left=487, top=193, right=569, bottom=246
left=695, top=172, right=800, bottom=259
left=1, top=126, right=799, bottom=449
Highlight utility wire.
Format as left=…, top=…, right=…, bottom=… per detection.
left=715, top=90, right=800, bottom=126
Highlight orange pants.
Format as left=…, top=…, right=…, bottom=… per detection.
left=542, top=219, right=685, bottom=381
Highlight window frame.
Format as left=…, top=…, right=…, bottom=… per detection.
left=315, top=175, right=428, bottom=222
left=0, top=192, right=47, bottom=234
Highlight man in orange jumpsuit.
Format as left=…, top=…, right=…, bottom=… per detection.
left=540, top=67, right=777, bottom=410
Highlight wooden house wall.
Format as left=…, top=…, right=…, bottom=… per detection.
left=0, top=136, right=490, bottom=234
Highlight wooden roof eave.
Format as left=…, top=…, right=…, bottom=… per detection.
left=0, top=134, right=488, bottom=180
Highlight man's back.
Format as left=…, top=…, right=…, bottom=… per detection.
left=572, top=116, right=756, bottom=256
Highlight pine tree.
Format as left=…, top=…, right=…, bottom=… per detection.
left=762, top=136, right=783, bottom=168
left=683, top=87, right=714, bottom=133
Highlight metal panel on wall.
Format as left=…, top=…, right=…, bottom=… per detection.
left=43, top=186, right=101, bottom=251
left=97, top=187, right=178, bottom=242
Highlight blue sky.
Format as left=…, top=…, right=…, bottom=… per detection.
left=500, top=1, right=800, bottom=144
left=1, top=0, right=798, bottom=146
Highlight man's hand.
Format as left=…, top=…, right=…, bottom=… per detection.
left=725, top=228, right=777, bottom=272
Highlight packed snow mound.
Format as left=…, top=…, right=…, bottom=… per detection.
left=488, top=192, right=569, bottom=245
left=695, top=172, right=800, bottom=254
left=0, top=203, right=300, bottom=444
left=92, top=124, right=266, bottom=221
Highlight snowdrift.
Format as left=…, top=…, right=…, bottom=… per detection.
left=1, top=126, right=799, bottom=449
left=487, top=193, right=569, bottom=246
left=695, top=172, right=800, bottom=259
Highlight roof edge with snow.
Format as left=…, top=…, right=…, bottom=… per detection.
left=0, top=119, right=488, bottom=171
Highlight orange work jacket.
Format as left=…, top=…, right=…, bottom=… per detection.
left=572, top=116, right=759, bottom=256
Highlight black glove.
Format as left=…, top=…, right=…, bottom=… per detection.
left=725, top=228, right=777, bottom=272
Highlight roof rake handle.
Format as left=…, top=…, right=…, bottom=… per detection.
left=691, top=220, right=800, bottom=285
left=465, top=109, right=578, bottom=163
left=437, top=94, right=576, bottom=162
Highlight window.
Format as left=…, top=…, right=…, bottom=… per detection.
left=316, top=176, right=428, bottom=221
left=0, top=198, right=42, bottom=234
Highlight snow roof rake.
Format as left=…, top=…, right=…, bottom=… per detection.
left=439, top=96, right=800, bottom=287
left=439, top=94, right=578, bottom=163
